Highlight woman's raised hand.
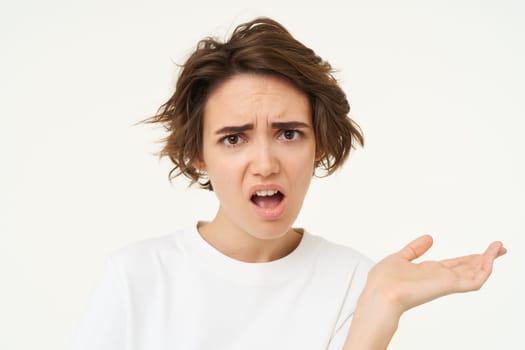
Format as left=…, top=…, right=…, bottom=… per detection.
left=343, top=236, right=506, bottom=350
left=364, top=235, right=506, bottom=314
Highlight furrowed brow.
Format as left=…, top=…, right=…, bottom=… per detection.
left=215, top=124, right=254, bottom=134
left=271, top=121, right=311, bottom=129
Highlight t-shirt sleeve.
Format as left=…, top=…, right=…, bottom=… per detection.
left=326, top=313, right=355, bottom=350
left=326, top=258, right=374, bottom=350
left=70, top=257, right=128, bottom=350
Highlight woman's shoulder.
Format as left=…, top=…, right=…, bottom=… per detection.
left=106, top=227, right=192, bottom=274
left=304, top=230, right=375, bottom=271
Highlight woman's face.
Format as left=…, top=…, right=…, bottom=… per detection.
left=199, top=73, right=317, bottom=240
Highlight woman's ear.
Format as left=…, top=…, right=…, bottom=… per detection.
left=192, top=158, right=206, bottom=172
left=315, top=149, right=325, bottom=162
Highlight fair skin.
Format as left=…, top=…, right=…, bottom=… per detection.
left=194, top=73, right=507, bottom=346
left=343, top=235, right=506, bottom=349
left=196, top=73, right=315, bottom=263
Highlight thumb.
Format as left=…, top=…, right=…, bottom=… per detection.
left=398, top=235, right=433, bottom=261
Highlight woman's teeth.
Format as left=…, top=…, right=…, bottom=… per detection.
left=255, top=189, right=279, bottom=197
left=251, top=189, right=284, bottom=209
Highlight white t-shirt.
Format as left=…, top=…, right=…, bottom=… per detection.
left=71, top=225, right=373, bottom=350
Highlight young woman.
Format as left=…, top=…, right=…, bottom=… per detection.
left=71, top=17, right=506, bottom=350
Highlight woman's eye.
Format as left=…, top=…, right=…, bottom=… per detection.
left=279, top=130, right=300, bottom=141
left=222, top=134, right=241, bottom=146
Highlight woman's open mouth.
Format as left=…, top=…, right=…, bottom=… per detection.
left=251, top=189, right=285, bottom=208
left=250, top=188, right=286, bottom=220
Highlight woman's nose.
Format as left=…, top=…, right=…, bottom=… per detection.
left=249, top=142, right=280, bottom=177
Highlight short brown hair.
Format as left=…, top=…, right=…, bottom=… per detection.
left=142, top=17, right=363, bottom=190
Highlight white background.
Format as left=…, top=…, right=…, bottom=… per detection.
left=2, top=0, right=524, bottom=349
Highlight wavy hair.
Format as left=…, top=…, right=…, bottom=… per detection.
left=141, top=17, right=363, bottom=190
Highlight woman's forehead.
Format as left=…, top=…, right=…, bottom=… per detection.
left=203, top=74, right=311, bottom=128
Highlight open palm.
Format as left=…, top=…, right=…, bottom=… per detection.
left=365, top=235, right=507, bottom=313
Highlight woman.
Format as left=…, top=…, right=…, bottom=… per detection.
left=71, top=17, right=506, bottom=350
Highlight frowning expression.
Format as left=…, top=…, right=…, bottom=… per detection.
left=199, top=73, right=317, bottom=240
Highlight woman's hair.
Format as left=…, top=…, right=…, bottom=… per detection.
left=142, top=17, right=364, bottom=190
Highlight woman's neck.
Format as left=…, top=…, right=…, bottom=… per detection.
left=196, top=215, right=303, bottom=263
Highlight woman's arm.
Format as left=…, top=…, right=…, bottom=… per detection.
left=343, top=235, right=506, bottom=349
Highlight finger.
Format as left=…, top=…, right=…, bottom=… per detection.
left=481, top=241, right=505, bottom=273
left=398, top=235, right=433, bottom=261
left=484, top=241, right=503, bottom=256
left=440, top=254, right=478, bottom=269
left=495, top=244, right=507, bottom=258
left=441, top=242, right=506, bottom=269
left=457, top=242, right=505, bottom=292
left=499, top=247, right=508, bottom=256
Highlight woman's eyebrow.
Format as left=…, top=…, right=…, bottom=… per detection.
left=215, top=123, right=254, bottom=134
left=214, top=121, right=310, bottom=135
left=271, top=121, right=311, bottom=129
